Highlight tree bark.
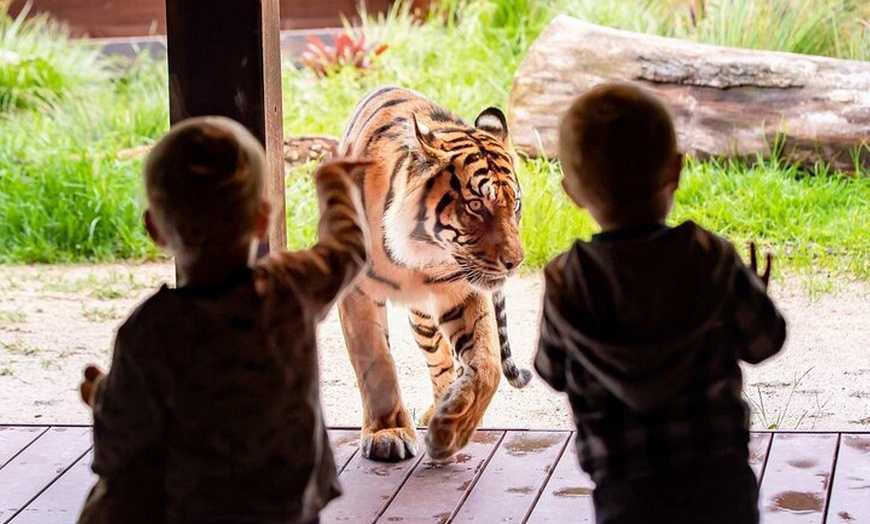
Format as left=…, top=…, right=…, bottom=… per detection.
left=509, top=15, right=870, bottom=173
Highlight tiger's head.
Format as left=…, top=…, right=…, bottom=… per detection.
left=382, top=105, right=524, bottom=292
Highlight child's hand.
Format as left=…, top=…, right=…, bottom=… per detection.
left=748, top=242, right=773, bottom=289
left=315, top=156, right=374, bottom=181
left=80, top=365, right=105, bottom=407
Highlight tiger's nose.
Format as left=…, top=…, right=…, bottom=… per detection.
left=500, top=254, right=524, bottom=272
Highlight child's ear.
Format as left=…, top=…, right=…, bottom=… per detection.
left=561, top=178, right=586, bottom=209
left=665, top=153, right=683, bottom=190
left=144, top=210, right=168, bottom=247
left=254, top=200, right=271, bottom=240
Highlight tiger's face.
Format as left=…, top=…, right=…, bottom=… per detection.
left=383, top=106, right=524, bottom=291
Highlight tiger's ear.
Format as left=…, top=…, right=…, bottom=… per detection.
left=411, top=114, right=448, bottom=162
left=474, top=107, right=509, bottom=144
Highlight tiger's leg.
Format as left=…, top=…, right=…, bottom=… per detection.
left=339, top=288, right=417, bottom=461
left=408, top=308, right=455, bottom=425
left=425, top=292, right=500, bottom=460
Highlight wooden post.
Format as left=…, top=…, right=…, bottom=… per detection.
left=165, top=0, right=286, bottom=250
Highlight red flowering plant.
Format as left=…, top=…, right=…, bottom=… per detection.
left=297, top=31, right=388, bottom=79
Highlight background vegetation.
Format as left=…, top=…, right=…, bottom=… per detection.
left=1, top=0, right=868, bottom=286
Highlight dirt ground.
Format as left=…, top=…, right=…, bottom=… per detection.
left=0, top=262, right=867, bottom=431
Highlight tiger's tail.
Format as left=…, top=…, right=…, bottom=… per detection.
left=493, top=289, right=533, bottom=388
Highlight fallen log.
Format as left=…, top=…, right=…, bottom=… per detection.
left=509, top=15, right=870, bottom=173
left=283, top=135, right=339, bottom=168
left=115, top=135, right=340, bottom=170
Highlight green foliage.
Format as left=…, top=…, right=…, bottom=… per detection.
left=1, top=0, right=867, bottom=285
left=283, top=164, right=320, bottom=248
left=0, top=48, right=167, bottom=262
left=673, top=156, right=870, bottom=279
left=517, top=156, right=597, bottom=269
left=515, top=154, right=870, bottom=281
left=543, top=0, right=869, bottom=59
left=0, top=54, right=64, bottom=111
left=0, top=2, right=106, bottom=112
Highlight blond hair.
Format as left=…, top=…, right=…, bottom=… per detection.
left=144, top=116, right=266, bottom=251
left=559, top=83, right=677, bottom=211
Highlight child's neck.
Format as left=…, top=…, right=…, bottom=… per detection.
left=596, top=216, right=666, bottom=233
left=592, top=193, right=673, bottom=233
left=175, top=243, right=256, bottom=289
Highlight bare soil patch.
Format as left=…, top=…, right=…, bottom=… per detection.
left=0, top=262, right=867, bottom=431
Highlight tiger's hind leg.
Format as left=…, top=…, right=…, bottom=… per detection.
left=425, top=292, right=501, bottom=461
left=408, top=308, right=455, bottom=425
left=339, top=288, right=418, bottom=461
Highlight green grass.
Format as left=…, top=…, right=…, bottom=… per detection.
left=0, top=2, right=107, bottom=111
left=0, top=2, right=167, bottom=262
left=1, top=0, right=868, bottom=287
left=512, top=154, right=870, bottom=283
left=675, top=157, right=870, bottom=278
left=542, top=0, right=870, bottom=60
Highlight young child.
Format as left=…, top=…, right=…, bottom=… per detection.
left=77, top=116, right=371, bottom=524
left=534, top=83, right=787, bottom=524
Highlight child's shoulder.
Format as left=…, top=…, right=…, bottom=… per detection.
left=110, top=284, right=177, bottom=354
left=124, top=284, right=175, bottom=323
left=676, top=221, right=740, bottom=261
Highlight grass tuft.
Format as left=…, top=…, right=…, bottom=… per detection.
left=0, top=1, right=107, bottom=111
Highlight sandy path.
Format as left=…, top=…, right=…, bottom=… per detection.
left=0, top=262, right=867, bottom=431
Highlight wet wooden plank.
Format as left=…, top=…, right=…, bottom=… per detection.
left=377, top=430, right=505, bottom=524
left=321, top=440, right=423, bottom=523
left=3, top=427, right=870, bottom=524
left=525, top=434, right=596, bottom=524
left=8, top=450, right=95, bottom=524
left=453, top=430, right=570, bottom=523
left=0, top=427, right=93, bottom=523
left=749, top=432, right=773, bottom=479
left=328, top=429, right=361, bottom=473
left=758, top=432, right=838, bottom=524
left=0, top=427, right=47, bottom=468
left=826, top=434, right=870, bottom=524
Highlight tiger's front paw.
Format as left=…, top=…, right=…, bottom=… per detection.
left=424, top=382, right=483, bottom=461
left=419, top=403, right=437, bottom=426
left=361, top=427, right=418, bottom=462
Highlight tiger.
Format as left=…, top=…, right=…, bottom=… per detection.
left=337, top=86, right=531, bottom=462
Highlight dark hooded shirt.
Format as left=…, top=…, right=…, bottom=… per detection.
left=82, top=167, right=370, bottom=524
left=535, top=221, right=786, bottom=483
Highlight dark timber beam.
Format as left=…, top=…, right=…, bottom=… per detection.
left=165, top=0, right=286, bottom=250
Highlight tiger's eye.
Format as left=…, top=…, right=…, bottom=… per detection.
left=467, top=199, right=483, bottom=212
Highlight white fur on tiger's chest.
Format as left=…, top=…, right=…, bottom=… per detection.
left=359, top=258, right=476, bottom=309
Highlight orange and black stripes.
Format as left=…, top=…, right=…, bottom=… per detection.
left=337, top=86, right=532, bottom=461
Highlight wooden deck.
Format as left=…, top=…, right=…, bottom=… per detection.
left=1, top=426, right=868, bottom=523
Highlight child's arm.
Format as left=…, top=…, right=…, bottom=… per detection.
left=534, top=258, right=569, bottom=392
left=732, top=243, right=787, bottom=364
left=88, top=325, right=165, bottom=478
left=264, top=157, right=372, bottom=317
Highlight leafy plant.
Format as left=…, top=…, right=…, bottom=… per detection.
left=0, top=1, right=106, bottom=112
left=297, top=31, right=387, bottom=78
left=0, top=51, right=64, bottom=111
